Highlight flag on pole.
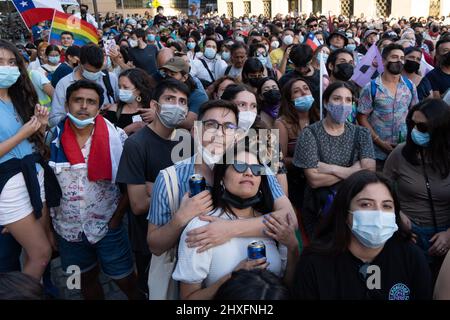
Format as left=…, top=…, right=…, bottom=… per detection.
left=319, top=52, right=330, bottom=120
left=49, top=11, right=99, bottom=47
left=305, top=33, right=321, bottom=51
left=351, top=44, right=384, bottom=88
left=420, top=55, right=434, bottom=77
left=11, top=0, right=63, bottom=28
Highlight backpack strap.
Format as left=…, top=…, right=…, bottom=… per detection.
left=199, top=58, right=215, bottom=83
left=224, top=65, right=232, bottom=76
left=370, top=79, right=377, bottom=110
left=102, top=71, right=116, bottom=104
left=306, top=126, right=324, bottom=161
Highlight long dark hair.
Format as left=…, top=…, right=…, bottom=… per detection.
left=212, top=144, right=274, bottom=217
left=402, top=99, right=450, bottom=178
left=117, top=68, right=153, bottom=117
left=306, top=170, right=410, bottom=256
left=0, top=40, right=48, bottom=159
left=279, top=77, right=319, bottom=134
left=256, top=76, right=279, bottom=110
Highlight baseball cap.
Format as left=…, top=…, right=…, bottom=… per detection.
left=364, top=29, right=378, bottom=38
left=160, top=56, right=189, bottom=74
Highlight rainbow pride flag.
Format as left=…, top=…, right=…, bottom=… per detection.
left=49, top=11, right=98, bottom=47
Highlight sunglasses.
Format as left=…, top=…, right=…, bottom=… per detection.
left=231, top=161, right=266, bottom=176
left=411, top=120, right=428, bottom=133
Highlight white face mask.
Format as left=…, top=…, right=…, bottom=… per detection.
left=238, top=111, right=257, bottom=133
left=283, top=35, right=294, bottom=46
left=82, top=68, right=103, bottom=81
left=128, top=39, right=138, bottom=48
left=195, top=127, right=224, bottom=169
left=271, top=40, right=279, bottom=49
left=350, top=210, right=398, bottom=248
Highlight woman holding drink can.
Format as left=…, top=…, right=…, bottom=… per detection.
left=172, top=144, right=299, bottom=300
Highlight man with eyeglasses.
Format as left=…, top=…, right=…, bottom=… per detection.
left=147, top=99, right=297, bottom=271
left=116, top=79, right=192, bottom=297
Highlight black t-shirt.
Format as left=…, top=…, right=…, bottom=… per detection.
left=116, top=126, right=193, bottom=253
left=425, top=67, right=450, bottom=96
left=153, top=14, right=167, bottom=26
left=128, top=44, right=158, bottom=75
left=103, top=110, right=139, bottom=130
left=293, top=235, right=432, bottom=300
left=279, top=69, right=321, bottom=102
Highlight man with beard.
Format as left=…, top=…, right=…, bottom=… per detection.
left=425, top=38, right=450, bottom=99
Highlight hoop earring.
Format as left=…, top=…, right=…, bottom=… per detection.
left=136, top=96, right=142, bottom=103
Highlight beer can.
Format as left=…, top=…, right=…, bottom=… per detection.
left=189, top=174, right=206, bottom=197
left=247, top=240, right=266, bottom=260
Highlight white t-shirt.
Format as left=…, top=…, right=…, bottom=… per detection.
left=172, top=208, right=287, bottom=287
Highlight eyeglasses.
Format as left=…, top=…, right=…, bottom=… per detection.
left=203, top=119, right=237, bottom=135
left=412, top=120, right=428, bottom=133
left=309, top=24, right=318, bottom=28
left=231, top=161, right=266, bottom=176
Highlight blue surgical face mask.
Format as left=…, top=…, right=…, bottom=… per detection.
left=48, top=56, right=60, bottom=65
left=204, top=47, right=217, bottom=59
left=0, top=66, right=21, bottom=89
left=148, top=34, right=156, bottom=41
left=319, top=53, right=329, bottom=63
left=293, top=95, right=315, bottom=112
left=221, top=51, right=231, bottom=61
left=82, top=68, right=103, bottom=81
left=67, top=112, right=97, bottom=129
left=257, top=55, right=267, bottom=66
left=350, top=210, right=398, bottom=248
left=346, top=44, right=357, bottom=51
left=411, top=128, right=430, bottom=147
left=330, top=44, right=340, bottom=51
left=187, top=42, right=196, bottom=50
left=119, top=89, right=135, bottom=103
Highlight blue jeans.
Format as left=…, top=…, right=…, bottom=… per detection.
left=0, top=226, right=21, bottom=272
left=411, top=223, right=449, bottom=282
left=56, top=223, right=134, bottom=280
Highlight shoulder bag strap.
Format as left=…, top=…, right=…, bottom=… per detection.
left=199, top=59, right=215, bottom=82
left=419, top=149, right=438, bottom=233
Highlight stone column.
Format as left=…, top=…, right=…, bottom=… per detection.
left=441, top=0, right=450, bottom=17
left=321, top=0, right=341, bottom=15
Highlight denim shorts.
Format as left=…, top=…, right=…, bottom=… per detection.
left=0, top=226, right=22, bottom=272
left=56, top=224, right=134, bottom=280
left=411, top=223, right=450, bottom=263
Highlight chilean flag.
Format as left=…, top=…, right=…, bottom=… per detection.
left=305, top=33, right=321, bottom=51
left=12, top=0, right=63, bottom=28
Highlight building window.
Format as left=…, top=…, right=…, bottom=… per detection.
left=263, top=0, right=271, bottom=18
left=244, top=1, right=251, bottom=15
left=227, top=2, right=234, bottom=18
left=312, top=0, right=322, bottom=14
left=341, top=0, right=353, bottom=16
left=429, top=0, right=441, bottom=17
left=289, top=0, right=298, bottom=13
left=117, top=0, right=144, bottom=9
left=376, top=0, right=391, bottom=17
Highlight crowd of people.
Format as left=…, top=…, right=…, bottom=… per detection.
left=0, top=4, right=450, bottom=300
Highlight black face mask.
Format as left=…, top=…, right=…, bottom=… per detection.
left=248, top=77, right=262, bottom=88
left=160, top=36, right=168, bottom=43
left=263, top=89, right=281, bottom=105
left=432, top=26, right=439, bottom=33
left=221, top=188, right=262, bottom=209
left=393, top=28, right=401, bottom=34
left=403, top=60, right=420, bottom=73
left=263, top=32, right=270, bottom=38
left=387, top=61, right=404, bottom=75
left=442, top=52, right=450, bottom=66
left=333, top=63, right=354, bottom=81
